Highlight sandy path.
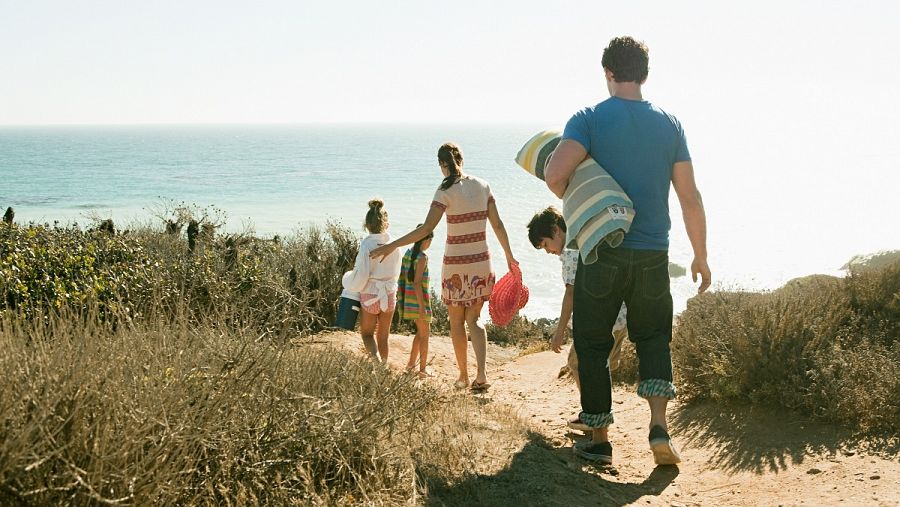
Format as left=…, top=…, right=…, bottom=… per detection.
left=326, top=331, right=899, bottom=506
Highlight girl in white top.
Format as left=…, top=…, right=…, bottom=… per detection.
left=342, top=199, right=402, bottom=362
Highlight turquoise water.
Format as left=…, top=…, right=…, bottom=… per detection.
left=2, top=124, right=892, bottom=319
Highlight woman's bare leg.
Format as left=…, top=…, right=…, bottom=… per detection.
left=465, top=301, right=487, bottom=384
left=448, top=305, right=468, bottom=384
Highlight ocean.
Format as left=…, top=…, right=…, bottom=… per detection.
left=1, top=124, right=897, bottom=319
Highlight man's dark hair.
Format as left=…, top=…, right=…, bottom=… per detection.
left=601, top=36, right=649, bottom=83
left=527, top=206, right=566, bottom=248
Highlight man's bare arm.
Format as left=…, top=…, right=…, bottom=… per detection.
left=672, top=160, right=711, bottom=293
left=544, top=140, right=587, bottom=198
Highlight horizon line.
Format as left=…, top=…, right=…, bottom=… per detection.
left=0, top=120, right=559, bottom=128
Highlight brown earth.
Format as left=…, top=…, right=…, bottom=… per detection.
left=324, top=331, right=900, bottom=506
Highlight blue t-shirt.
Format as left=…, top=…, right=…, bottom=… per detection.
left=563, top=96, right=691, bottom=251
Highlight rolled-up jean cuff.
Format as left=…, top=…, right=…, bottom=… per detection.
left=579, top=411, right=614, bottom=428
left=637, top=379, right=676, bottom=400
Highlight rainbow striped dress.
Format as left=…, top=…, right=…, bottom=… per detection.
left=397, top=249, right=431, bottom=322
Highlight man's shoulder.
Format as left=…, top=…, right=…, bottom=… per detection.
left=573, top=99, right=612, bottom=117
left=645, top=101, right=683, bottom=128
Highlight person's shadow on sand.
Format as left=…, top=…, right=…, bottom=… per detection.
left=423, top=432, right=678, bottom=506
left=670, top=401, right=899, bottom=474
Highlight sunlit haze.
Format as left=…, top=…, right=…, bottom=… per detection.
left=2, top=0, right=898, bottom=307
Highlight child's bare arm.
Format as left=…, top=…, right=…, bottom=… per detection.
left=550, top=284, right=574, bottom=353
left=413, top=254, right=428, bottom=320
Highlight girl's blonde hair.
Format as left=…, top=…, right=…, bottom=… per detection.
left=365, top=198, right=388, bottom=233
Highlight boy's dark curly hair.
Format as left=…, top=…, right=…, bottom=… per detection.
left=601, top=36, right=649, bottom=83
left=527, top=206, right=566, bottom=248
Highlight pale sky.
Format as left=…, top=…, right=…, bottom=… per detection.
left=2, top=0, right=898, bottom=125
left=2, top=0, right=898, bottom=299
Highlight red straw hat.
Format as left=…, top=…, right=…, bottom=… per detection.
left=489, top=262, right=529, bottom=326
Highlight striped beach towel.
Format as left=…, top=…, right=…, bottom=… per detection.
left=516, top=129, right=634, bottom=264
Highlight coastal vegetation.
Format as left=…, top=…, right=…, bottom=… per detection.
left=0, top=217, right=526, bottom=504
left=0, top=214, right=896, bottom=503
left=673, top=263, right=899, bottom=432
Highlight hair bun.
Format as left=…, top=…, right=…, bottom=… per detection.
left=368, top=198, right=384, bottom=210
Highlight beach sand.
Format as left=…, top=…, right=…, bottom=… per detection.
left=321, top=330, right=900, bottom=506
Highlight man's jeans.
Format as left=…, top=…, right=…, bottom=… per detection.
left=573, top=246, right=676, bottom=428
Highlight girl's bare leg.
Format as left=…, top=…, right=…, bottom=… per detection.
left=375, top=309, right=393, bottom=362
left=358, top=310, right=379, bottom=360
left=406, top=334, right=420, bottom=371
left=416, top=320, right=430, bottom=374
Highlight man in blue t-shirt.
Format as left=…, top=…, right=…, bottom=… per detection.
left=545, top=36, right=711, bottom=466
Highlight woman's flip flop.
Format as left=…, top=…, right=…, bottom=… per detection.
left=470, top=381, right=490, bottom=392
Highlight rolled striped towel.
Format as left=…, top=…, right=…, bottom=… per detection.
left=514, top=129, right=561, bottom=181
left=515, top=129, right=634, bottom=264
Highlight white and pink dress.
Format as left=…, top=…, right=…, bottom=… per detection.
left=431, top=176, right=496, bottom=307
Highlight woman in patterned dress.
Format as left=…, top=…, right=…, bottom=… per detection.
left=371, top=142, right=518, bottom=391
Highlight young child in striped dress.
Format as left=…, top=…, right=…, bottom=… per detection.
left=397, top=225, right=434, bottom=378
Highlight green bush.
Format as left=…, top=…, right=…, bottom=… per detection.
left=0, top=224, right=157, bottom=317
left=673, top=262, right=900, bottom=432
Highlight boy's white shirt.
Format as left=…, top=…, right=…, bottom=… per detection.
left=341, top=232, right=402, bottom=311
left=560, top=249, right=579, bottom=286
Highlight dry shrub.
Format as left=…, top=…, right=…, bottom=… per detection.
left=0, top=218, right=535, bottom=504
left=674, top=262, right=900, bottom=433
left=612, top=339, right=640, bottom=385
left=392, top=291, right=450, bottom=337
left=807, top=334, right=900, bottom=432
left=393, top=299, right=551, bottom=352
left=428, top=295, right=450, bottom=335
left=0, top=309, right=527, bottom=505
left=486, top=316, right=554, bottom=349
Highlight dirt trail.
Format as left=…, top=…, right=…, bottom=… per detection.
left=326, top=331, right=899, bottom=506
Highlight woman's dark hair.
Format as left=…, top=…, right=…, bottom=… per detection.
left=365, top=198, right=388, bottom=233
left=438, top=142, right=464, bottom=191
left=527, top=206, right=566, bottom=248
left=406, top=224, right=434, bottom=283
left=601, top=36, right=649, bottom=83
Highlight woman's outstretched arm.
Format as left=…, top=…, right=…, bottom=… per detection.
left=370, top=206, right=443, bottom=261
